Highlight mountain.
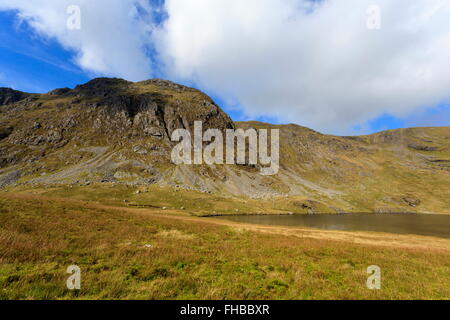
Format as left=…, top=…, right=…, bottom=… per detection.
left=0, top=78, right=449, bottom=214
left=0, top=88, right=30, bottom=106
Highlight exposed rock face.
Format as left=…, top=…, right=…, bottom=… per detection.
left=0, top=169, right=21, bottom=188
left=40, top=78, right=235, bottom=140
left=0, top=77, right=449, bottom=214
left=408, top=144, right=439, bottom=152
left=0, top=78, right=238, bottom=191
left=0, top=88, right=30, bottom=105
left=48, top=88, right=71, bottom=96
left=401, top=196, right=421, bottom=207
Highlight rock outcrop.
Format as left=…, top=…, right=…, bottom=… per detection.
left=0, top=78, right=449, bottom=214
left=0, top=88, right=30, bottom=105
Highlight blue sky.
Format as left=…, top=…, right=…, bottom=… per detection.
left=0, top=8, right=262, bottom=124
left=0, top=1, right=449, bottom=135
left=0, top=11, right=88, bottom=92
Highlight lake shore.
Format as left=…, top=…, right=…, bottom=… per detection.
left=1, top=192, right=449, bottom=299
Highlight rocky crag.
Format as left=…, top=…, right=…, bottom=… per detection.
left=1, top=78, right=449, bottom=214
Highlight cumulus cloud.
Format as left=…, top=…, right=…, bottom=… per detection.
left=155, top=0, right=450, bottom=133
left=0, top=0, right=155, bottom=81
left=1, top=0, right=450, bottom=133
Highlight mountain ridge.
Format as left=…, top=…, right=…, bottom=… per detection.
left=1, top=78, right=449, bottom=214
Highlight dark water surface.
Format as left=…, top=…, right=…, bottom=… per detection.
left=216, top=213, right=450, bottom=238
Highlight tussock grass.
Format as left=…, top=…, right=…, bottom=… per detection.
left=0, top=193, right=449, bottom=300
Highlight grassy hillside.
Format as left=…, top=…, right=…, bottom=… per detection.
left=0, top=78, right=449, bottom=215
left=1, top=193, right=449, bottom=300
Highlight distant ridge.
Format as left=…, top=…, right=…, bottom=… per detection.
left=0, top=78, right=449, bottom=214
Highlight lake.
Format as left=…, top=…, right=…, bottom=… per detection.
left=216, top=213, right=450, bottom=238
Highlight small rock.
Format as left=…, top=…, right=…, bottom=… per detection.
left=144, top=127, right=163, bottom=137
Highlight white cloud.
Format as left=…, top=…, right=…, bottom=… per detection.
left=1, top=0, right=450, bottom=133
left=0, top=0, right=155, bottom=81
left=155, top=0, right=450, bottom=133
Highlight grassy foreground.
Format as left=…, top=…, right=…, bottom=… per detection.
left=0, top=192, right=449, bottom=300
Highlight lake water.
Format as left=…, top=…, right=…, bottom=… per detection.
left=216, top=213, right=450, bottom=238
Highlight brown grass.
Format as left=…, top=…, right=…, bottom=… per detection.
left=0, top=192, right=449, bottom=300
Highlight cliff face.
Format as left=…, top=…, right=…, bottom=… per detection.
left=0, top=88, right=30, bottom=106
left=0, top=78, right=449, bottom=214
